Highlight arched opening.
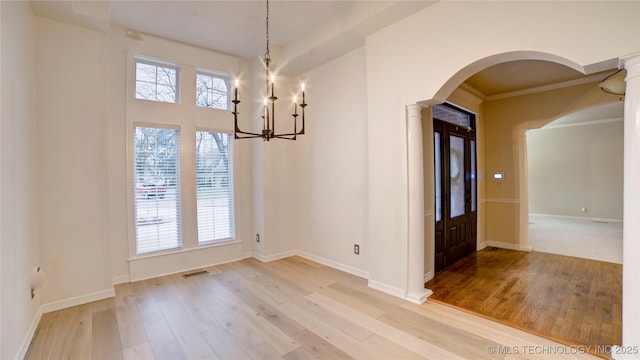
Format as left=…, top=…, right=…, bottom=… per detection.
left=416, top=52, right=625, bottom=352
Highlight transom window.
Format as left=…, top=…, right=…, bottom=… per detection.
left=433, top=103, right=475, bottom=129
left=135, top=58, right=179, bottom=103
left=196, top=70, right=230, bottom=110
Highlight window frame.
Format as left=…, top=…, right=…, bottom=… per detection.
left=134, top=56, right=181, bottom=104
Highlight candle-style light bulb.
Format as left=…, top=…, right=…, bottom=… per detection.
left=263, top=98, right=268, bottom=129
left=270, top=75, right=275, bottom=97
left=293, top=95, right=298, bottom=115
left=234, top=79, right=239, bottom=101
left=301, top=83, right=305, bottom=91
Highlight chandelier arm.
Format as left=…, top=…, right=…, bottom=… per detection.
left=234, top=131, right=264, bottom=139
left=272, top=134, right=297, bottom=140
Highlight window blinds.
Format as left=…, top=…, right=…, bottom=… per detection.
left=196, top=131, right=235, bottom=243
left=134, top=126, right=182, bottom=254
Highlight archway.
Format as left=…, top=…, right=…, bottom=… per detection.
left=415, top=51, right=625, bottom=290
left=411, top=51, right=640, bottom=352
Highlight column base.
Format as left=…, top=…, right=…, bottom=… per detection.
left=406, top=288, right=433, bottom=304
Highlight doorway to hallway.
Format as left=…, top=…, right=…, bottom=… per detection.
left=433, top=103, right=477, bottom=273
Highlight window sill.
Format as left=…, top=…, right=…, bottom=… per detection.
left=128, top=239, right=241, bottom=262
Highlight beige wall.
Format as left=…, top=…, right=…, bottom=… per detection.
left=528, top=119, right=623, bottom=220
left=482, top=82, right=620, bottom=245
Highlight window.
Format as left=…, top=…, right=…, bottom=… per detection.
left=134, top=126, right=181, bottom=254
left=196, top=70, right=229, bottom=110
left=196, top=131, right=234, bottom=243
left=135, top=58, right=179, bottom=103
left=433, top=103, right=475, bottom=129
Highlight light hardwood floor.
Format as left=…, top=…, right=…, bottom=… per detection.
left=26, top=256, right=600, bottom=359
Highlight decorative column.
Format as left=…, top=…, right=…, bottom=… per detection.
left=406, top=104, right=431, bottom=304
left=516, top=128, right=532, bottom=251
left=621, top=53, right=640, bottom=355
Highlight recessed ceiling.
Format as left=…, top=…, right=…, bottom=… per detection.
left=109, top=1, right=357, bottom=59
left=549, top=102, right=624, bottom=126
left=30, top=0, right=435, bottom=74
left=464, top=60, right=612, bottom=98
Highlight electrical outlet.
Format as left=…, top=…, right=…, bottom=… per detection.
left=354, top=244, right=360, bottom=255
left=256, top=234, right=260, bottom=243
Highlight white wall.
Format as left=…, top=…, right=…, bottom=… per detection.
left=1, top=1, right=41, bottom=358
left=294, top=47, right=369, bottom=274
left=36, top=16, right=113, bottom=306
left=528, top=119, right=624, bottom=220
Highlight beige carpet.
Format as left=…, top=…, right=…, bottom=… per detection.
left=528, top=214, right=622, bottom=264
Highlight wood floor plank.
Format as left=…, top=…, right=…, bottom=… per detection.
left=92, top=307, right=123, bottom=360
left=201, top=326, right=252, bottom=360
left=285, top=329, right=354, bottom=360
left=150, top=342, right=187, bottom=360
left=122, top=342, right=155, bottom=360
left=155, top=297, right=218, bottom=359
left=211, top=266, right=306, bottom=335
left=115, top=283, right=149, bottom=349
left=206, top=276, right=300, bottom=355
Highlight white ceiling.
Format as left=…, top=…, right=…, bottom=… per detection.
left=109, top=1, right=359, bottom=59
left=30, top=0, right=624, bottom=122
left=30, top=0, right=435, bottom=74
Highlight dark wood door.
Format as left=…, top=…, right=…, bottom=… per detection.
left=434, top=119, right=477, bottom=273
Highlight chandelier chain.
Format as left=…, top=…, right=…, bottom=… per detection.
left=265, top=0, right=270, bottom=59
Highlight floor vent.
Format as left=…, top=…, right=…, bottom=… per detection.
left=182, top=270, right=209, bottom=278
left=490, top=247, right=500, bottom=251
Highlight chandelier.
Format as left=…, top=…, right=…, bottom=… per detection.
left=233, top=0, right=307, bottom=141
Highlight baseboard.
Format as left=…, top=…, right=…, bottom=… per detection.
left=112, top=275, right=130, bottom=285
left=406, top=288, right=432, bottom=305
left=486, top=240, right=533, bottom=252
left=297, top=251, right=369, bottom=279
left=241, top=251, right=254, bottom=259
left=368, top=279, right=406, bottom=299
left=424, top=271, right=434, bottom=283
left=253, top=250, right=297, bottom=263
left=530, top=213, right=623, bottom=223
left=40, top=288, right=116, bottom=314
left=16, top=307, right=43, bottom=360
left=477, top=240, right=488, bottom=251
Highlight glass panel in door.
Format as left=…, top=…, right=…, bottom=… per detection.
left=450, top=134, right=465, bottom=218
left=435, top=132, right=442, bottom=222
left=471, top=139, right=476, bottom=212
